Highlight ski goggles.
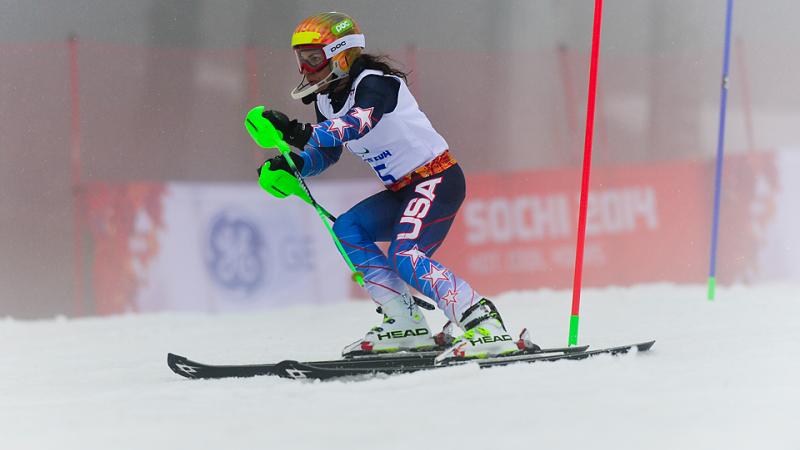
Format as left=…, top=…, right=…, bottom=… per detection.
left=293, top=34, right=366, bottom=74
left=294, top=46, right=329, bottom=74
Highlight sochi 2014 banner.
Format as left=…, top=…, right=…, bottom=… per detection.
left=432, top=151, right=791, bottom=294
left=85, top=150, right=798, bottom=313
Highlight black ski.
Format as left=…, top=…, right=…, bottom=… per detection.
left=167, top=345, right=586, bottom=380
left=264, top=341, right=654, bottom=380
left=167, top=342, right=652, bottom=381
left=270, top=340, right=654, bottom=380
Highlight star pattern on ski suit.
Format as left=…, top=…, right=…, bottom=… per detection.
left=348, top=107, right=375, bottom=134
left=421, top=264, right=449, bottom=290
left=397, top=245, right=426, bottom=270
left=308, top=123, right=325, bottom=146
left=441, top=288, right=459, bottom=307
left=326, top=117, right=353, bottom=140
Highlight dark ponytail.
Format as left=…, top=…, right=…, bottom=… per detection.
left=353, top=53, right=410, bottom=83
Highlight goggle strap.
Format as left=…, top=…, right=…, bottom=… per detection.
left=322, top=34, right=365, bottom=59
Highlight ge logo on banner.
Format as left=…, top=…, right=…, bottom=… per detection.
left=206, top=211, right=266, bottom=296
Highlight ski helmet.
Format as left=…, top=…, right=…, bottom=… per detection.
left=290, top=12, right=365, bottom=100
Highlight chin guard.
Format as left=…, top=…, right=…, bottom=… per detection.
left=290, top=71, right=342, bottom=100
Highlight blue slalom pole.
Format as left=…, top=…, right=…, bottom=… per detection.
left=707, top=0, right=734, bottom=301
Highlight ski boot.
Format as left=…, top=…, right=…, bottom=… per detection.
left=342, top=293, right=437, bottom=357
left=434, top=298, right=519, bottom=364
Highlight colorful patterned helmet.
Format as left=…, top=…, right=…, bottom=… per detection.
left=290, top=12, right=365, bottom=100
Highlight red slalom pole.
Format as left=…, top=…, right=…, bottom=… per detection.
left=568, top=0, right=603, bottom=346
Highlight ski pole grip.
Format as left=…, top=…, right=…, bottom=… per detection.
left=245, top=106, right=286, bottom=150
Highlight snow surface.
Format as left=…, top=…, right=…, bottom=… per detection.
left=2, top=283, right=798, bottom=450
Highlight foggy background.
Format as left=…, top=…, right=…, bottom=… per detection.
left=2, top=0, right=799, bottom=318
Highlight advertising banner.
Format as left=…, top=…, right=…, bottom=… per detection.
left=433, top=152, right=780, bottom=294
left=85, top=180, right=378, bottom=314
left=85, top=151, right=794, bottom=313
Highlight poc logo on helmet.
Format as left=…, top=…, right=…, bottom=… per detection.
left=332, top=19, right=353, bottom=35
left=329, top=41, right=347, bottom=53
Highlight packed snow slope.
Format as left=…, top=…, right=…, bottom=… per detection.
left=1, top=283, right=798, bottom=450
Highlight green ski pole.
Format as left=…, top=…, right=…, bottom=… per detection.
left=245, top=106, right=364, bottom=286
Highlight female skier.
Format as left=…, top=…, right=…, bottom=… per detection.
left=259, top=12, right=520, bottom=363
